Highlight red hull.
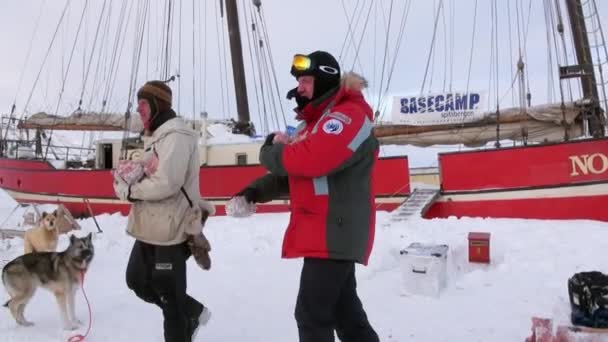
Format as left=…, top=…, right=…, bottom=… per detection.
left=428, top=138, right=608, bottom=221
left=426, top=187, right=608, bottom=221
left=3, top=138, right=607, bottom=222
left=439, top=138, right=608, bottom=191
left=0, top=157, right=409, bottom=217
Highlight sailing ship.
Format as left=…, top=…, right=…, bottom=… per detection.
left=0, top=0, right=607, bottom=222
left=0, top=0, right=410, bottom=217
left=371, top=0, right=608, bottom=221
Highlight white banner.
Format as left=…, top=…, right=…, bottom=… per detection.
left=391, top=92, right=486, bottom=126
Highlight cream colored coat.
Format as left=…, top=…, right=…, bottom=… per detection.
left=126, top=117, right=202, bottom=245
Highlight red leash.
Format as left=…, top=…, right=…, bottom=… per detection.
left=68, top=271, right=92, bottom=342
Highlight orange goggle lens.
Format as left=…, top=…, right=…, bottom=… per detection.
left=292, top=55, right=312, bottom=71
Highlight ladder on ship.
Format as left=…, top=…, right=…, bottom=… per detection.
left=389, top=188, right=440, bottom=222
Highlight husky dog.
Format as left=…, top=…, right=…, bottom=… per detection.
left=2, top=233, right=95, bottom=330
left=23, top=211, right=59, bottom=254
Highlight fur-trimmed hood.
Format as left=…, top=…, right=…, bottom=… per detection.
left=339, top=71, right=368, bottom=93
left=295, top=71, right=371, bottom=123
left=333, top=71, right=373, bottom=121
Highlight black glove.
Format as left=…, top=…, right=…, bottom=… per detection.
left=235, top=187, right=258, bottom=204
left=263, top=133, right=276, bottom=147
left=287, top=87, right=312, bottom=110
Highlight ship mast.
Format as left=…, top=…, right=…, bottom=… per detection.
left=563, top=0, right=605, bottom=137
left=225, top=0, right=254, bottom=136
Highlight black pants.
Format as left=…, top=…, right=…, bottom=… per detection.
left=295, top=258, right=379, bottom=342
left=126, top=240, right=204, bottom=342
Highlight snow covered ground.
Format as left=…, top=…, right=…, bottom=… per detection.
left=1, top=189, right=607, bottom=341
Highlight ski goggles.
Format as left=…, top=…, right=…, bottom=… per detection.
left=291, top=54, right=340, bottom=77
left=292, top=54, right=313, bottom=73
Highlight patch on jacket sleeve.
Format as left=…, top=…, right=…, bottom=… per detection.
left=155, top=263, right=173, bottom=271
left=322, top=119, right=344, bottom=135
left=327, top=112, right=352, bottom=124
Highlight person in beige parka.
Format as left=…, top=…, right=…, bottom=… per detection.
left=113, top=80, right=212, bottom=342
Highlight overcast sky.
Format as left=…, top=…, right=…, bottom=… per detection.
left=0, top=0, right=606, bottom=134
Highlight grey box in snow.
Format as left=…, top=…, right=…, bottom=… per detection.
left=399, top=243, right=449, bottom=297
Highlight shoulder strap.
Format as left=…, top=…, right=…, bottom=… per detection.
left=181, top=187, right=193, bottom=208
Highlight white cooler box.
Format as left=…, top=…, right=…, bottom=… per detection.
left=399, top=243, right=448, bottom=297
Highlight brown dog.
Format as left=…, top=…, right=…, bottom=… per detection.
left=23, top=211, right=59, bottom=254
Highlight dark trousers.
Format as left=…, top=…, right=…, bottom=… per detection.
left=295, top=258, right=380, bottom=342
left=126, top=240, right=204, bottom=342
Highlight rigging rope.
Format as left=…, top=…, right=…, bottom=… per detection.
left=546, top=0, right=562, bottom=74
left=242, top=0, right=263, bottom=132
left=1, top=0, right=48, bottom=154
left=165, top=0, right=174, bottom=79
left=158, top=1, right=167, bottom=78
left=420, top=0, right=444, bottom=96
left=129, top=0, right=149, bottom=105
left=375, top=0, right=394, bottom=113
left=449, top=0, right=455, bottom=92
left=249, top=2, right=269, bottom=134
left=507, top=0, right=516, bottom=106
left=220, top=5, right=232, bottom=119
left=542, top=0, right=556, bottom=104
left=260, top=43, right=280, bottom=132
left=44, top=0, right=90, bottom=160
left=441, top=0, right=448, bottom=93
left=372, top=2, right=378, bottom=95
left=18, top=0, right=71, bottom=119
left=12, top=0, right=47, bottom=109
left=555, top=0, right=577, bottom=102
left=213, top=0, right=227, bottom=119
left=488, top=0, right=496, bottom=112
left=78, top=0, right=108, bottom=111
left=350, top=1, right=375, bottom=73
left=257, top=5, right=287, bottom=128
left=377, top=0, right=412, bottom=118
left=522, top=0, right=533, bottom=106
left=105, top=0, right=136, bottom=114
left=201, top=0, right=208, bottom=118
left=338, top=0, right=363, bottom=66
left=514, top=0, right=529, bottom=108
left=85, top=0, right=113, bottom=111
left=123, top=0, right=149, bottom=155
left=338, top=0, right=357, bottom=64
left=493, top=0, right=503, bottom=147
left=589, top=0, right=608, bottom=124
left=465, top=0, right=478, bottom=97
left=546, top=0, right=570, bottom=140
left=100, top=0, right=130, bottom=112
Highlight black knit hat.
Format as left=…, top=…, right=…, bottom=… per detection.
left=136, top=80, right=172, bottom=114
left=290, top=51, right=341, bottom=99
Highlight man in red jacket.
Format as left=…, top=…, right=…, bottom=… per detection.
left=235, top=51, right=380, bottom=342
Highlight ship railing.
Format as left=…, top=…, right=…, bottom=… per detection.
left=2, top=139, right=95, bottom=166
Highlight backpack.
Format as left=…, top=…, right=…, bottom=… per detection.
left=568, top=271, right=608, bottom=328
